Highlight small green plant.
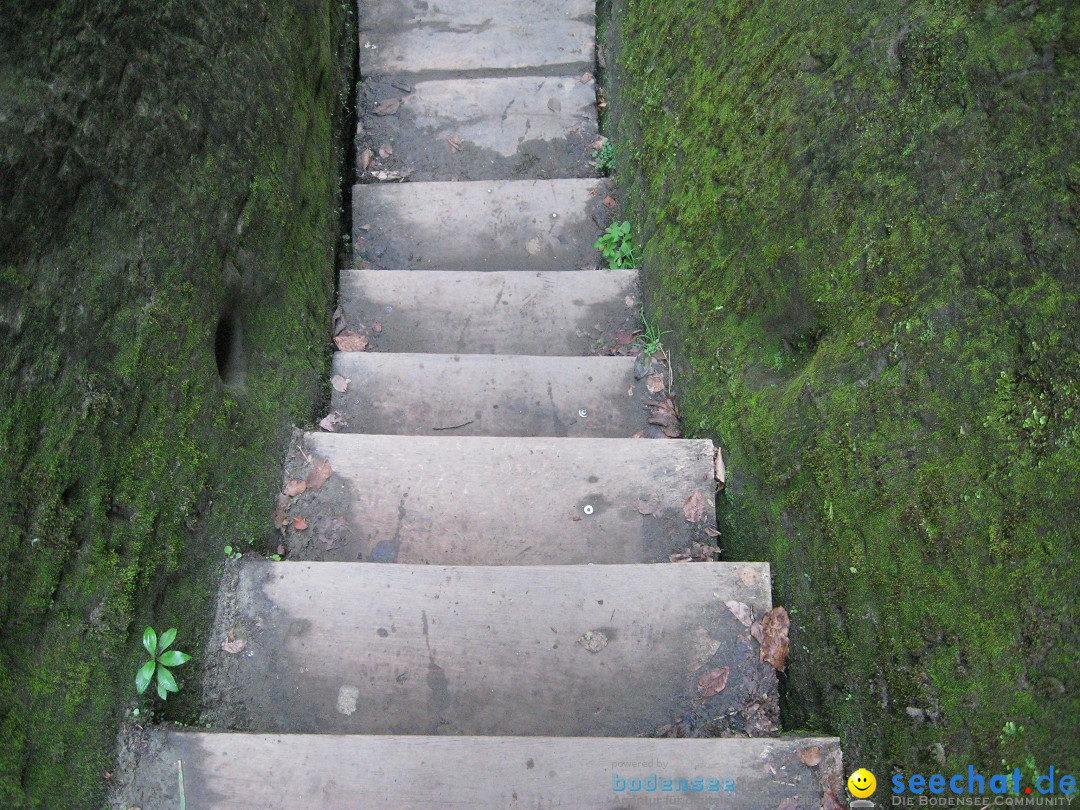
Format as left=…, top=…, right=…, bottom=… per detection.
left=592, top=140, right=615, bottom=174
left=223, top=544, right=242, bottom=560
left=136, top=627, right=192, bottom=701
left=595, top=221, right=638, bottom=269
left=635, top=307, right=671, bottom=354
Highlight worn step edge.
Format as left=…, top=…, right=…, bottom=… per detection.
left=330, top=353, right=646, bottom=437
left=121, top=730, right=844, bottom=809
left=339, top=269, right=640, bottom=356
left=282, top=434, right=718, bottom=564
left=352, top=178, right=610, bottom=271
left=202, top=561, right=776, bottom=737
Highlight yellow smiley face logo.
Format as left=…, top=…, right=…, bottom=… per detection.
left=848, top=768, right=877, bottom=798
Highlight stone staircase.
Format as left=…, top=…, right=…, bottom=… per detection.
left=119, top=0, right=844, bottom=806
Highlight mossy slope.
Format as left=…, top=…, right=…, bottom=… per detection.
left=0, top=1, right=354, bottom=805
left=609, top=0, right=1079, bottom=777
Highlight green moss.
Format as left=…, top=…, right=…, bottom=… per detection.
left=0, top=1, right=355, bottom=805
left=610, top=0, right=1079, bottom=776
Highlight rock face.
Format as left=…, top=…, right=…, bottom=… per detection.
left=608, top=0, right=1080, bottom=778
left=0, top=3, right=354, bottom=805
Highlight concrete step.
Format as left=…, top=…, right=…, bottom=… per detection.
left=330, top=353, right=647, bottom=438
left=202, top=561, right=777, bottom=737
left=358, top=75, right=598, bottom=181
left=352, top=178, right=609, bottom=271
left=340, top=269, right=639, bottom=356
left=124, top=731, right=844, bottom=809
left=359, top=0, right=594, bottom=77
left=285, top=434, right=718, bottom=565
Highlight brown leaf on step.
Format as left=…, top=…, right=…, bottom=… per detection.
left=615, top=329, right=642, bottom=345
left=580, top=71, right=593, bottom=83
left=602, top=195, right=617, bottom=209
left=750, top=620, right=766, bottom=646
left=331, top=374, right=350, bottom=393
left=725, top=600, right=754, bottom=628
left=390, top=80, right=413, bottom=93
left=378, top=143, right=393, bottom=158
left=332, top=305, right=346, bottom=335
left=704, top=526, right=721, bottom=537
left=757, top=606, right=791, bottom=672
left=591, top=136, right=608, bottom=150
left=683, top=491, right=708, bottom=523
left=636, top=500, right=660, bottom=516
left=220, top=635, right=246, bottom=660
left=649, top=408, right=680, bottom=429
left=334, top=331, right=369, bottom=352
left=370, top=169, right=410, bottom=181
left=373, top=98, right=401, bottom=116
left=776, top=799, right=798, bottom=810
left=631, top=430, right=644, bottom=438
left=697, top=666, right=730, bottom=697
left=645, top=373, right=666, bottom=394
left=319, top=517, right=349, bottom=551
left=292, top=517, right=309, bottom=531
left=372, top=322, right=382, bottom=333
left=823, top=789, right=847, bottom=810
left=318, top=411, right=347, bottom=432
left=272, top=492, right=291, bottom=529
left=445, top=135, right=463, bottom=153
left=625, top=296, right=635, bottom=307
left=305, top=457, right=333, bottom=491
left=661, top=423, right=684, bottom=438
left=283, top=479, right=307, bottom=497
left=359, top=148, right=373, bottom=170
left=797, top=746, right=822, bottom=767
left=277, top=543, right=286, bottom=556
left=670, top=552, right=693, bottom=562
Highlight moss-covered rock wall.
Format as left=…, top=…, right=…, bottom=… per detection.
left=608, top=0, right=1078, bottom=778
left=0, top=1, right=354, bottom=805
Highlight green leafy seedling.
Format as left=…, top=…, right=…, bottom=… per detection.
left=136, top=627, right=191, bottom=701
left=635, top=307, right=671, bottom=354
left=592, top=140, right=615, bottom=175
left=595, top=220, right=638, bottom=269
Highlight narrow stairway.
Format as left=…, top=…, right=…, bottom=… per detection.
left=123, top=1, right=844, bottom=806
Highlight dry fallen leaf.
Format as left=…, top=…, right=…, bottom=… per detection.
left=580, top=71, right=593, bottom=83
left=615, top=329, right=642, bottom=345
left=625, top=296, right=635, bottom=307
left=331, top=374, right=350, bottom=393
left=272, top=492, right=291, bottom=529
left=445, top=135, right=463, bottom=153
left=797, top=746, right=822, bottom=767
left=704, top=526, right=721, bottom=537
left=292, top=517, right=309, bottom=531
left=823, top=789, right=847, bottom=810
left=319, top=517, right=349, bottom=551
left=372, top=322, right=382, bottom=333
left=359, top=148, right=373, bottom=170
left=319, top=411, right=347, bottom=432
left=370, top=169, right=409, bottom=181
left=334, top=331, right=369, bottom=352
left=602, top=195, right=617, bottom=209
left=283, top=479, right=307, bottom=497
left=306, top=457, right=333, bottom=491
left=697, top=666, right=730, bottom=697
left=378, top=143, right=393, bottom=158
left=332, top=305, right=346, bottom=335
left=725, top=600, right=754, bottom=628
left=591, top=135, right=608, bottom=150
left=715, top=446, right=727, bottom=485
left=683, top=491, right=708, bottom=523
left=646, top=373, right=666, bottom=394
left=221, top=635, right=246, bottom=655
left=373, top=98, right=401, bottom=116
left=756, top=606, right=791, bottom=672
left=636, top=499, right=660, bottom=516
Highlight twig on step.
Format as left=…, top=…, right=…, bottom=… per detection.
left=432, top=420, right=475, bottom=431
